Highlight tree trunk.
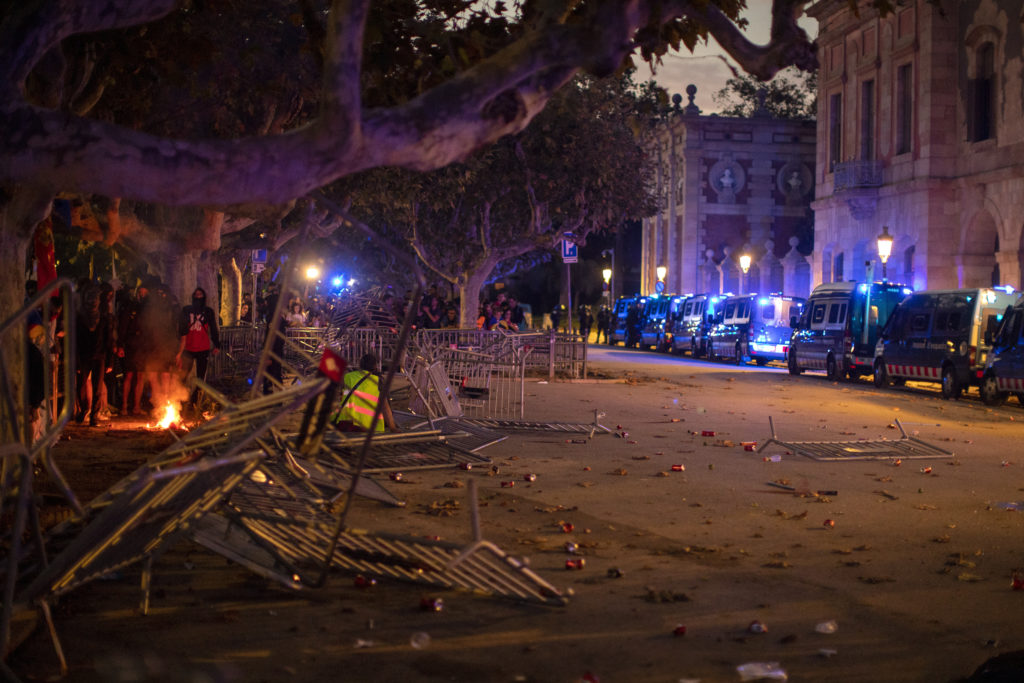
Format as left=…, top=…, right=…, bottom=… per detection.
left=218, top=251, right=243, bottom=326
left=0, top=185, right=56, bottom=444
left=456, top=266, right=494, bottom=328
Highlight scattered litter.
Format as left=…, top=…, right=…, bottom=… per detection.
left=409, top=632, right=431, bottom=649
left=672, top=624, right=687, bottom=637
left=420, top=597, right=444, bottom=612
left=763, top=455, right=782, bottom=463
left=818, top=648, right=838, bottom=658
left=1012, top=570, right=1024, bottom=590
left=523, top=474, right=537, bottom=482
left=748, top=620, right=768, bottom=634
left=609, top=468, right=628, bottom=476
left=823, top=519, right=835, bottom=529
left=565, top=558, right=586, bottom=570
left=671, top=464, right=686, bottom=472
left=701, top=430, right=716, bottom=437
left=354, top=639, right=376, bottom=648
left=920, top=467, right=933, bottom=474
left=736, top=662, right=786, bottom=682
left=995, top=502, right=1023, bottom=511
left=815, top=620, right=838, bottom=634
left=607, top=567, right=624, bottom=578
left=875, top=490, right=899, bottom=500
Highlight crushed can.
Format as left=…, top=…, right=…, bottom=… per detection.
left=523, top=473, right=537, bottom=482
left=419, top=597, right=444, bottom=612
left=354, top=575, right=377, bottom=589
left=565, top=558, right=586, bottom=570
left=672, top=624, right=687, bottom=637
left=564, top=542, right=579, bottom=554
left=501, top=480, right=515, bottom=488
left=701, top=430, right=716, bottom=437
left=748, top=620, right=768, bottom=634
left=458, top=462, right=472, bottom=471
left=560, top=521, right=574, bottom=533
left=389, top=472, right=403, bottom=482
left=671, top=464, right=685, bottom=472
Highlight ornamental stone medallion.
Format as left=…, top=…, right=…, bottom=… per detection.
left=709, top=158, right=745, bottom=204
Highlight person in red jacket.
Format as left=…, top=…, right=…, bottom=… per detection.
left=175, top=287, right=220, bottom=413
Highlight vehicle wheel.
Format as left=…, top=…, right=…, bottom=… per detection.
left=734, top=342, right=743, bottom=365
left=980, top=373, right=1007, bottom=406
left=940, top=365, right=961, bottom=400
left=873, top=360, right=889, bottom=388
left=787, top=350, right=802, bottom=375
left=826, top=354, right=842, bottom=382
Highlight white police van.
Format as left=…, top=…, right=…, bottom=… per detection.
left=873, top=287, right=1019, bottom=399
left=980, top=296, right=1024, bottom=405
left=669, top=294, right=724, bottom=357
left=789, top=281, right=911, bottom=380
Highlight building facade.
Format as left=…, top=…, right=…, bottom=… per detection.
left=809, top=0, right=1024, bottom=291
left=641, top=88, right=817, bottom=298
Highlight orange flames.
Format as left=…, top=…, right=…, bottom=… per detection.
left=147, top=401, right=187, bottom=430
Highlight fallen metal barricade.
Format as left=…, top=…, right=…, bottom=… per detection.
left=192, top=480, right=566, bottom=605
left=454, top=409, right=610, bottom=438
left=308, top=428, right=492, bottom=474
left=756, top=417, right=955, bottom=462
left=393, top=412, right=508, bottom=453
left=434, top=347, right=526, bottom=420
left=11, top=451, right=261, bottom=675
left=1, top=279, right=77, bottom=664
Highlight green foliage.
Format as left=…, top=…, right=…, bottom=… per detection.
left=712, top=68, right=817, bottom=120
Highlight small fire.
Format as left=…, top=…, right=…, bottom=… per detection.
left=148, top=401, right=186, bottom=430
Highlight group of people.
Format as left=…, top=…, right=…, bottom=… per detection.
left=26, top=277, right=222, bottom=428
left=548, top=303, right=615, bottom=343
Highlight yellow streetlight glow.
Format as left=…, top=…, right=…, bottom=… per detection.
left=877, top=225, right=893, bottom=265
left=602, top=268, right=612, bottom=283
left=656, top=265, right=667, bottom=281
left=305, top=266, right=320, bottom=280
left=739, top=254, right=751, bottom=274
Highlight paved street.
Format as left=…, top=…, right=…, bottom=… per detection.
left=11, top=346, right=1024, bottom=682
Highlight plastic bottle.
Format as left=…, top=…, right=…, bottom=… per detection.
left=815, top=620, right=838, bottom=634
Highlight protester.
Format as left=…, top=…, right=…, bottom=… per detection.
left=74, top=287, right=113, bottom=426
left=578, top=305, right=593, bottom=341
left=176, top=286, right=221, bottom=413
left=597, top=305, right=611, bottom=344
left=331, top=353, right=398, bottom=432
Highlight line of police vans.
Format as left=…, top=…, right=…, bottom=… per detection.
left=607, top=281, right=1024, bottom=404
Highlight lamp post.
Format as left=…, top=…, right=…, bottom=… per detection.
left=602, top=267, right=612, bottom=305
left=877, top=226, right=893, bottom=281
left=655, top=265, right=667, bottom=294
left=738, top=253, right=751, bottom=295
left=601, top=248, right=615, bottom=302
left=304, top=265, right=320, bottom=298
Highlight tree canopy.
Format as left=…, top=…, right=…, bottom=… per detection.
left=712, top=67, right=817, bottom=119
left=1, top=0, right=819, bottom=211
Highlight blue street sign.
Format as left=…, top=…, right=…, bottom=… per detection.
left=561, top=239, right=578, bottom=263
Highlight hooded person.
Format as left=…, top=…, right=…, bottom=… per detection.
left=176, top=286, right=220, bottom=411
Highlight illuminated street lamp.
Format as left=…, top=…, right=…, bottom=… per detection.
left=738, top=253, right=751, bottom=294
left=877, top=225, right=893, bottom=280
left=655, top=265, right=667, bottom=294
left=305, top=265, right=320, bottom=281
left=602, top=267, right=612, bottom=304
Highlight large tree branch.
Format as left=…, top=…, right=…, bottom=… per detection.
left=1, top=0, right=817, bottom=207
left=696, top=0, right=817, bottom=79
left=1, top=0, right=180, bottom=91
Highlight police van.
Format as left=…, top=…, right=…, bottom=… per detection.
left=788, top=281, right=911, bottom=380
left=980, top=296, right=1024, bottom=405
left=669, top=294, right=724, bottom=357
left=706, top=294, right=806, bottom=364
left=873, top=287, right=1019, bottom=399
left=608, top=295, right=634, bottom=345
left=639, top=295, right=674, bottom=351
left=748, top=295, right=806, bottom=365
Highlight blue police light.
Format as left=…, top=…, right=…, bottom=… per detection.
left=858, top=284, right=868, bottom=293
left=902, top=288, right=912, bottom=295
left=758, top=297, right=770, bottom=306
left=331, top=276, right=343, bottom=288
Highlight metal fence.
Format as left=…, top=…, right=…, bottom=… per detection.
left=207, top=326, right=588, bottom=384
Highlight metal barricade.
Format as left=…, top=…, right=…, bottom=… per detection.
left=757, top=417, right=956, bottom=462
left=434, top=347, right=526, bottom=420
left=208, top=324, right=263, bottom=382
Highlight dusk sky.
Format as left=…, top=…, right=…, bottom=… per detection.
left=639, top=3, right=819, bottom=113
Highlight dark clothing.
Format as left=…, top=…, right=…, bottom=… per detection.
left=178, top=304, right=220, bottom=352
left=75, top=308, right=112, bottom=424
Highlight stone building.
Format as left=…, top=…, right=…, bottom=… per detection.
left=809, top=0, right=1024, bottom=291
left=640, top=87, right=817, bottom=298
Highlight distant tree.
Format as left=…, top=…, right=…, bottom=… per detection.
left=335, top=72, right=659, bottom=326
left=712, top=68, right=817, bottom=119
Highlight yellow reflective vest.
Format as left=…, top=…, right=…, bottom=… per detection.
left=332, top=370, right=383, bottom=432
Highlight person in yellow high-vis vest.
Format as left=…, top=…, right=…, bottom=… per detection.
left=332, top=353, right=398, bottom=432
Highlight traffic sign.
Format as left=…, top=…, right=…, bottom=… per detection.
left=561, top=239, right=578, bottom=263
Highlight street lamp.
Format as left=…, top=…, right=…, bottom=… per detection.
left=602, top=267, right=612, bottom=304
left=655, top=265, right=667, bottom=294
left=601, top=248, right=615, bottom=302
left=738, top=253, right=751, bottom=294
left=305, top=265, right=320, bottom=281
left=877, top=226, right=893, bottom=281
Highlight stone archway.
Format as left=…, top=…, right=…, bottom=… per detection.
left=958, top=209, right=999, bottom=288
